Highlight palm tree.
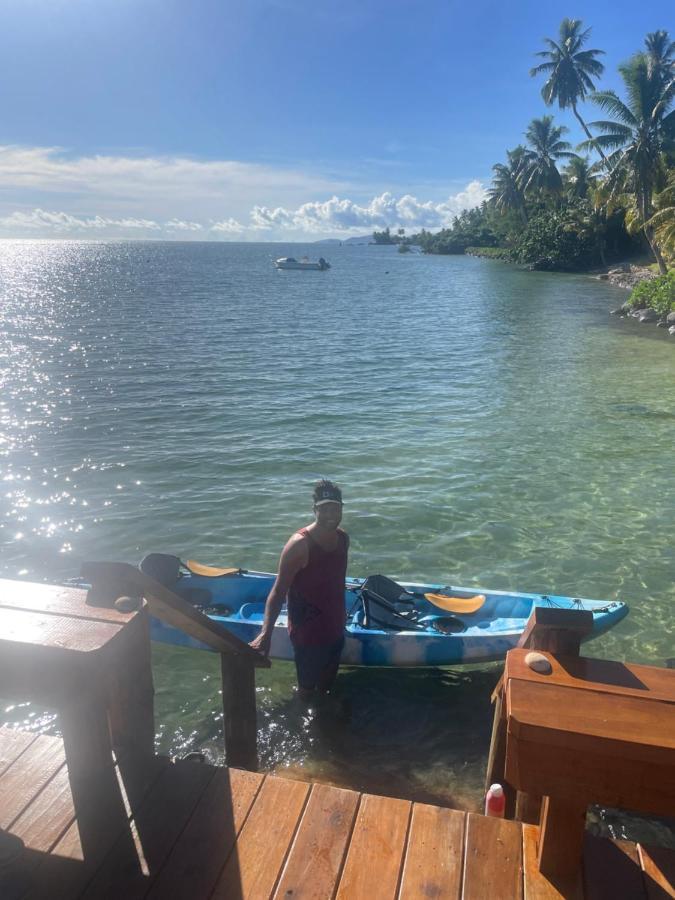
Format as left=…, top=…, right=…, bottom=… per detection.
left=644, top=30, right=675, bottom=87
left=488, top=146, right=529, bottom=223
left=563, top=156, right=595, bottom=199
left=582, top=53, right=675, bottom=273
left=647, top=174, right=675, bottom=254
left=520, top=116, right=577, bottom=197
left=530, top=18, right=608, bottom=164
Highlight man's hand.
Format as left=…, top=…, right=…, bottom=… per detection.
left=249, top=629, right=272, bottom=657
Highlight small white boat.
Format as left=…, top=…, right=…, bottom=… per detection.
left=275, top=256, right=331, bottom=270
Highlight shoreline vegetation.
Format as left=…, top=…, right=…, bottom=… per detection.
left=374, top=20, right=675, bottom=333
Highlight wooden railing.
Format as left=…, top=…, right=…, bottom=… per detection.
left=485, top=607, right=593, bottom=820
left=81, top=561, right=269, bottom=771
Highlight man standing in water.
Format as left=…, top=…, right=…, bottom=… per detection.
left=250, top=480, right=349, bottom=696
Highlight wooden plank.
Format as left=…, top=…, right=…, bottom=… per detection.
left=8, top=762, right=75, bottom=852
left=335, top=793, right=411, bottom=900
left=505, top=737, right=675, bottom=817
left=0, top=578, right=137, bottom=625
left=273, top=783, right=360, bottom=900
left=522, top=824, right=582, bottom=900
left=0, top=732, right=66, bottom=829
left=211, top=774, right=310, bottom=900
left=0, top=726, right=37, bottom=777
left=80, top=758, right=217, bottom=900
left=639, top=844, right=675, bottom=899
left=506, top=650, right=675, bottom=704
left=147, top=766, right=264, bottom=900
left=507, top=681, right=675, bottom=760
left=23, top=754, right=168, bottom=900
left=398, top=803, right=465, bottom=900
left=0, top=606, right=122, bottom=653
left=462, top=812, right=523, bottom=900
left=582, top=834, right=646, bottom=900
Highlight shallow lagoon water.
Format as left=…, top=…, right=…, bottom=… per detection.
left=1, top=240, right=673, bottom=840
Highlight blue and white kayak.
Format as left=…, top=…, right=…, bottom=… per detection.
left=149, top=566, right=629, bottom=667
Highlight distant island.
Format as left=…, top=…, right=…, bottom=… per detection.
left=314, top=235, right=372, bottom=246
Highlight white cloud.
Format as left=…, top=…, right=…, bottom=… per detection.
left=251, top=182, right=487, bottom=233
left=211, top=218, right=246, bottom=234
left=0, top=145, right=345, bottom=220
left=0, top=144, right=486, bottom=239
left=0, top=208, right=161, bottom=232
left=165, top=219, right=203, bottom=232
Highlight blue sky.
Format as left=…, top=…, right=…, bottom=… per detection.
left=0, top=0, right=672, bottom=239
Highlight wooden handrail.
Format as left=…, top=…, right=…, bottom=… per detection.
left=517, top=606, right=593, bottom=656
left=80, top=561, right=270, bottom=669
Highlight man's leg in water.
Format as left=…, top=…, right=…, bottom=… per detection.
left=293, top=639, right=344, bottom=696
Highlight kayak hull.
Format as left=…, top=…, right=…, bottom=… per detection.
left=149, top=569, right=629, bottom=667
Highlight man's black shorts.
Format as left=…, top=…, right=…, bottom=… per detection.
left=292, top=637, right=345, bottom=691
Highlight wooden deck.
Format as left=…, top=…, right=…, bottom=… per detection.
left=1, top=727, right=674, bottom=900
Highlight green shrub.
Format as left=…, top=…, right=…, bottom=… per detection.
left=628, top=271, right=675, bottom=315
left=512, top=210, right=596, bottom=271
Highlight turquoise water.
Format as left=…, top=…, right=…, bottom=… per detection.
left=1, top=240, right=673, bottom=833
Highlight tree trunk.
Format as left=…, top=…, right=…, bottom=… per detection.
left=572, top=104, right=609, bottom=168
left=642, top=191, right=668, bottom=275
left=645, top=224, right=668, bottom=274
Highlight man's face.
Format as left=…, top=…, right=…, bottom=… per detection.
left=314, top=501, right=342, bottom=530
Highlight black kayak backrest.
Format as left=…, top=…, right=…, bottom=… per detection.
left=139, top=553, right=182, bottom=588
left=360, top=575, right=423, bottom=631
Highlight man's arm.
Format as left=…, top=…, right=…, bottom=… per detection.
left=249, top=535, right=308, bottom=656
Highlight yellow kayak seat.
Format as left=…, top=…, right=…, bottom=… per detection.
left=186, top=560, right=241, bottom=578
left=424, top=593, right=486, bottom=615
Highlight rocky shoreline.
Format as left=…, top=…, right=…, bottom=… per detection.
left=594, top=264, right=675, bottom=337
left=594, top=262, right=657, bottom=289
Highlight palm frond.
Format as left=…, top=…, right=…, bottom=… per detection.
left=590, top=91, right=637, bottom=126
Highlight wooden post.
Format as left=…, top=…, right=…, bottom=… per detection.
left=537, top=795, right=588, bottom=879
left=485, top=692, right=516, bottom=818
left=106, top=610, right=155, bottom=758
left=517, top=607, right=593, bottom=656
left=60, top=693, right=129, bottom=858
left=221, top=652, right=258, bottom=771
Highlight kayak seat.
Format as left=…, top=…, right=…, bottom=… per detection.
left=359, top=575, right=424, bottom=632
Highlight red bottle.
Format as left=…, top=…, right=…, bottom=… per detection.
left=485, top=783, right=505, bottom=817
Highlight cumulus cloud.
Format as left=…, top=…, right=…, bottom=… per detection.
left=251, top=182, right=487, bottom=233
left=211, top=218, right=246, bottom=234
left=0, top=208, right=161, bottom=232
left=0, top=144, right=487, bottom=239
left=165, top=219, right=203, bottom=232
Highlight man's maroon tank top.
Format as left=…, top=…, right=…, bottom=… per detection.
left=287, top=527, right=348, bottom=646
